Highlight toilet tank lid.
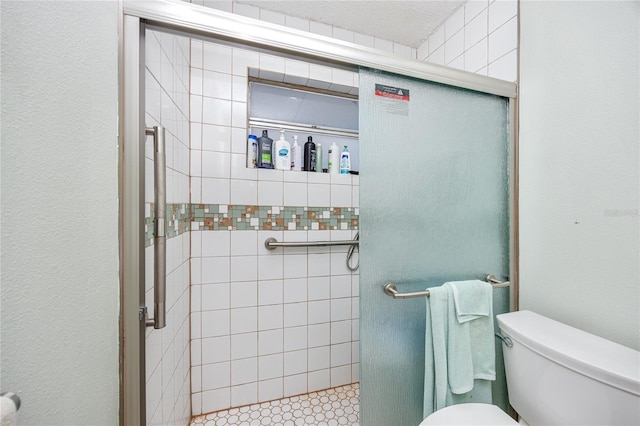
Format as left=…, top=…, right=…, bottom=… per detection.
left=497, top=310, right=640, bottom=396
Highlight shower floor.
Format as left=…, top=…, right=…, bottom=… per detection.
left=191, top=383, right=360, bottom=426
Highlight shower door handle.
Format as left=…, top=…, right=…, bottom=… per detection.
left=145, top=126, right=166, bottom=329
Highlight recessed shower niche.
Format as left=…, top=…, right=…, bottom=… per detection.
left=247, top=76, right=360, bottom=173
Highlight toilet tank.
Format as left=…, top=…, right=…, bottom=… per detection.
left=496, top=310, right=640, bottom=426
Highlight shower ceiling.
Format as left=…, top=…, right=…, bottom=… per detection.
left=234, top=0, right=465, bottom=48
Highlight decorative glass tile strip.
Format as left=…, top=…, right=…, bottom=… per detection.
left=146, top=204, right=359, bottom=246
left=191, top=204, right=359, bottom=232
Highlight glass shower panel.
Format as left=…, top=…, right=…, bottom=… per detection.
left=359, top=68, right=510, bottom=426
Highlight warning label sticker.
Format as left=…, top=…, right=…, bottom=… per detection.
left=375, top=84, right=410, bottom=101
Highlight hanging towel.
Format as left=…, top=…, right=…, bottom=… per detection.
left=423, top=281, right=496, bottom=419
left=450, top=279, right=492, bottom=323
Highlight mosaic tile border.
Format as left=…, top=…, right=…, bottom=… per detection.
left=192, top=204, right=359, bottom=232
left=146, top=204, right=359, bottom=246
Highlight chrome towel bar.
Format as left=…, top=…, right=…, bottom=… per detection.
left=264, top=237, right=359, bottom=250
left=384, top=275, right=510, bottom=299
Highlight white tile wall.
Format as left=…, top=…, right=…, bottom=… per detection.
left=145, top=30, right=191, bottom=426
left=419, top=0, right=518, bottom=82
left=190, top=40, right=360, bottom=415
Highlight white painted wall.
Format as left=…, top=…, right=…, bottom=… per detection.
left=519, top=1, right=640, bottom=350
left=0, top=1, right=120, bottom=424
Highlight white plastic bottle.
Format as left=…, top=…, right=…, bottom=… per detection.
left=291, top=135, right=302, bottom=171
left=247, top=134, right=258, bottom=168
left=339, top=145, right=351, bottom=174
left=274, top=129, right=291, bottom=171
left=328, top=142, right=340, bottom=174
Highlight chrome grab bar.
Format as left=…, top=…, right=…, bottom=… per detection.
left=145, top=126, right=166, bottom=329
left=264, top=237, right=359, bottom=250
left=384, top=275, right=510, bottom=299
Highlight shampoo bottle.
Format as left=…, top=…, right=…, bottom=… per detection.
left=274, top=129, right=291, bottom=171
left=247, top=134, right=258, bottom=168
left=257, top=130, right=273, bottom=169
left=315, top=143, right=323, bottom=172
left=303, top=136, right=316, bottom=172
left=328, top=142, right=339, bottom=175
left=339, top=145, right=351, bottom=174
left=291, top=135, right=302, bottom=171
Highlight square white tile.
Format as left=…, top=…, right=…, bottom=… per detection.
left=284, top=349, right=307, bottom=376
left=230, top=383, right=257, bottom=408
left=258, top=353, right=283, bottom=380
left=201, top=309, right=230, bottom=338
left=308, top=300, right=330, bottom=324
left=230, top=255, right=257, bottom=282
left=257, top=378, right=284, bottom=403
left=230, top=179, right=257, bottom=205
left=257, top=255, right=284, bottom=281
left=330, top=365, right=352, bottom=388
left=230, top=281, right=257, bottom=308
left=307, top=369, right=330, bottom=393
left=330, top=342, right=351, bottom=367
left=331, top=298, right=351, bottom=322
left=201, top=361, right=230, bottom=391
left=258, top=329, right=283, bottom=355
left=307, top=277, right=330, bottom=302
left=284, top=277, right=307, bottom=303
left=202, top=231, right=230, bottom=257
left=284, top=373, right=307, bottom=397
left=230, top=332, right=257, bottom=359
left=201, top=178, right=230, bottom=205
left=201, top=283, right=230, bottom=311
left=258, top=278, right=283, bottom=305
left=203, top=42, right=232, bottom=74
left=257, top=180, right=283, bottom=206
left=258, top=304, right=283, bottom=331
left=230, top=231, right=257, bottom=256
left=231, top=357, right=257, bottom=385
left=331, top=320, right=352, bottom=345
left=283, top=325, right=307, bottom=352
left=284, top=302, right=307, bottom=327
left=230, top=307, right=257, bottom=334
left=308, top=253, right=330, bottom=277
left=201, top=336, right=230, bottom=364
left=201, top=388, right=230, bottom=414
left=202, top=256, right=230, bottom=284
left=308, top=323, right=330, bottom=348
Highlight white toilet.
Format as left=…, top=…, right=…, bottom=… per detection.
left=420, top=310, right=640, bottom=425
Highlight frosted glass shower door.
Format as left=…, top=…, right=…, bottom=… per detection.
left=359, top=69, right=511, bottom=425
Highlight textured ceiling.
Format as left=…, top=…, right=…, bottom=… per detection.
left=235, top=0, right=465, bottom=48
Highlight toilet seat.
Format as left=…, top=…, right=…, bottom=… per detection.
left=419, top=403, right=517, bottom=425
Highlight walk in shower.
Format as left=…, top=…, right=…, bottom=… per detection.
left=120, top=2, right=517, bottom=425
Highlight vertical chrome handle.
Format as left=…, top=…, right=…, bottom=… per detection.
left=145, top=126, right=166, bottom=329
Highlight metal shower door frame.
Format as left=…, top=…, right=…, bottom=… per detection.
left=119, top=1, right=519, bottom=425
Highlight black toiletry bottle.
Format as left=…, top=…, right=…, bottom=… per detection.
left=257, top=130, right=273, bottom=169
left=303, top=136, right=316, bottom=172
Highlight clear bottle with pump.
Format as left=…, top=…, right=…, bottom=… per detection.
left=274, top=129, right=291, bottom=171
left=291, top=135, right=302, bottom=171
left=339, top=145, right=351, bottom=174
left=328, top=142, right=339, bottom=174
